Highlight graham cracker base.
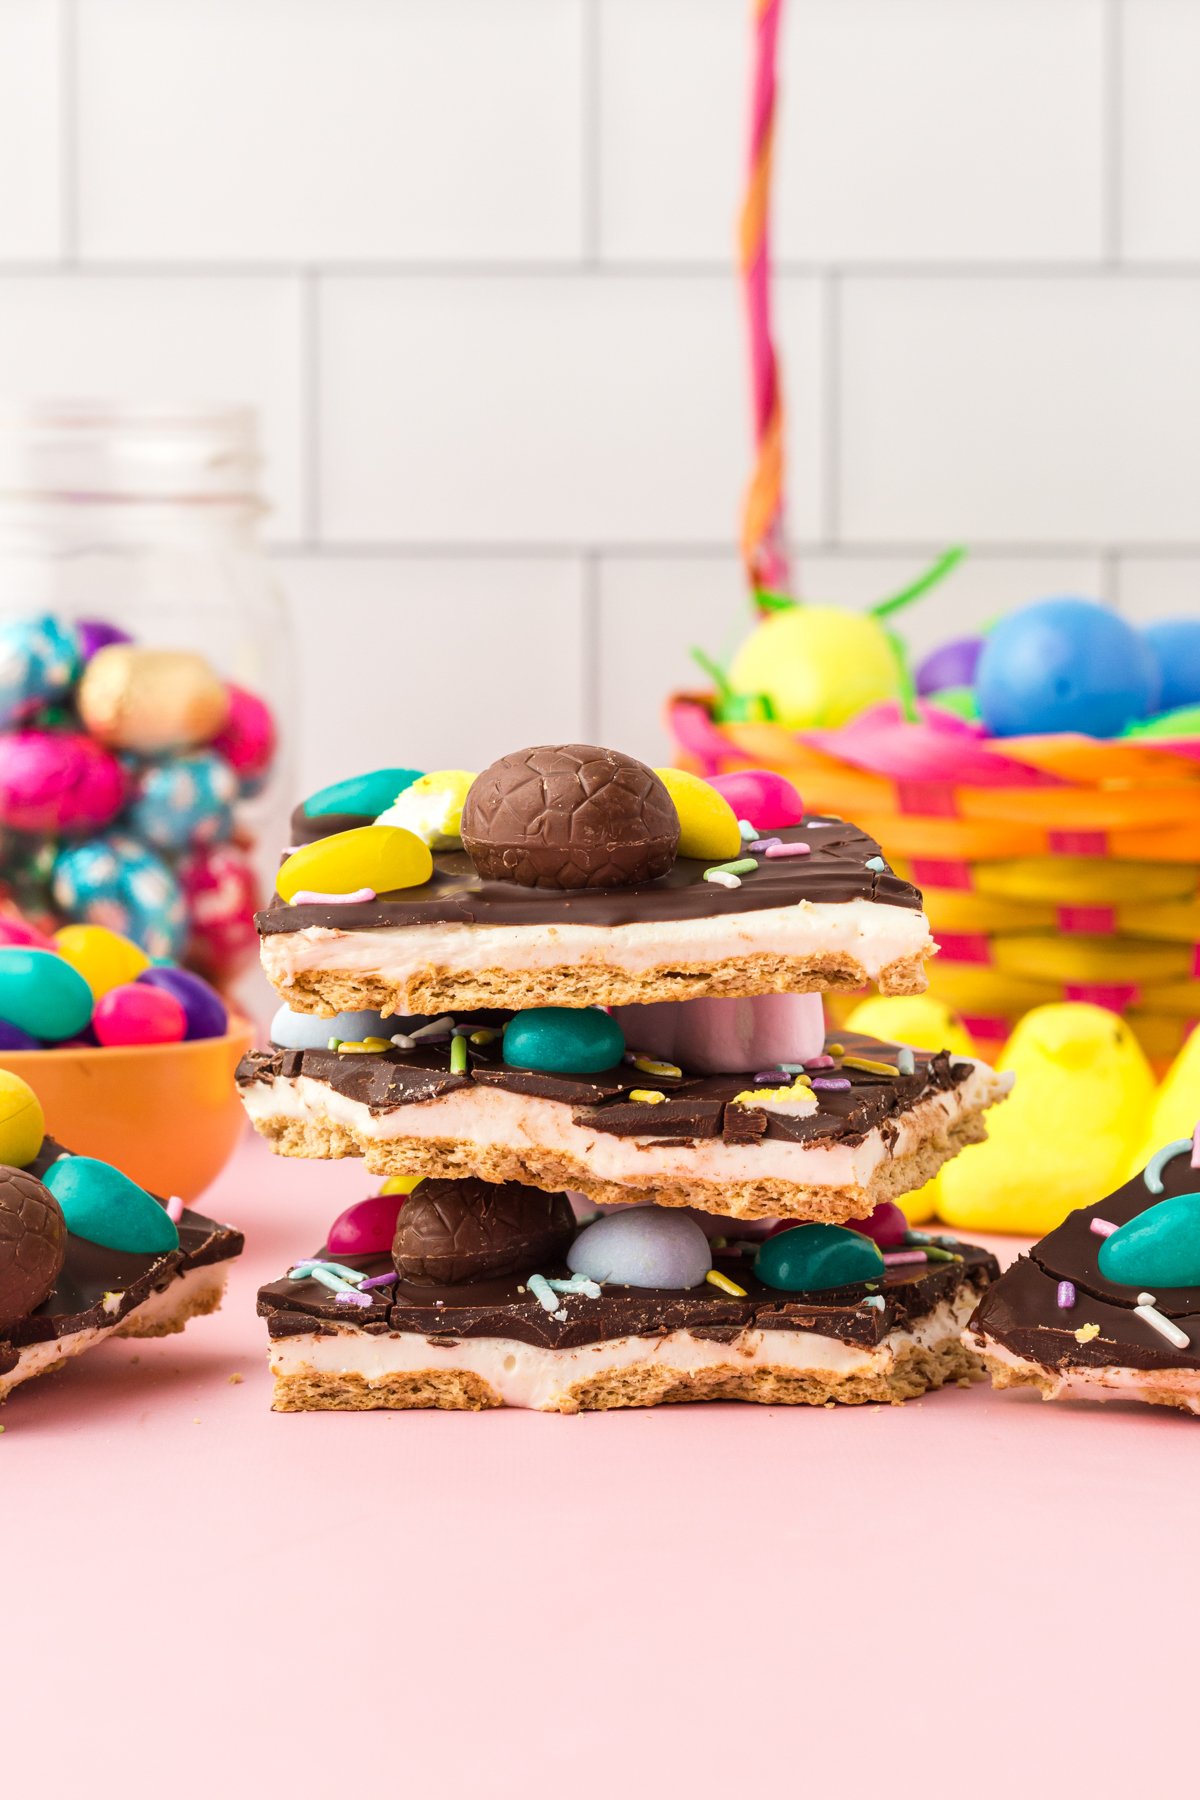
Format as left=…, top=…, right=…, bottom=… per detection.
left=268, top=947, right=930, bottom=1018
left=112, top=1270, right=230, bottom=1340
left=270, top=1332, right=982, bottom=1413
left=973, top=1344, right=1200, bottom=1418
left=246, top=1108, right=988, bottom=1223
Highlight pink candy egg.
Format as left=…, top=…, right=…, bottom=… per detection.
left=0, top=731, right=126, bottom=835
left=178, top=842, right=260, bottom=978
left=93, top=982, right=187, bottom=1048
left=844, top=1201, right=909, bottom=1248
left=706, top=768, right=804, bottom=830
left=327, top=1191, right=407, bottom=1257
left=210, top=684, right=276, bottom=793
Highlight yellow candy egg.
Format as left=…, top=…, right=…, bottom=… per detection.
left=0, top=1070, right=45, bottom=1168
left=375, top=770, right=476, bottom=849
left=277, top=826, right=433, bottom=903
left=653, top=768, right=742, bottom=861
left=54, top=923, right=151, bottom=998
left=380, top=1174, right=424, bottom=1196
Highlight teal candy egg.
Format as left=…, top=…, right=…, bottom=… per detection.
left=43, top=1155, right=179, bottom=1254
left=754, top=1223, right=885, bottom=1293
left=304, top=768, right=424, bottom=819
left=503, top=1006, right=625, bottom=1074
left=0, top=947, right=93, bottom=1041
left=1097, top=1194, right=1200, bottom=1290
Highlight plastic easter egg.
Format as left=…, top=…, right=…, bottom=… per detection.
left=1098, top=1193, right=1200, bottom=1290
left=51, top=834, right=187, bottom=960
left=77, top=644, right=230, bottom=753
left=77, top=618, right=132, bottom=663
left=210, top=683, right=276, bottom=795
left=1142, top=620, right=1200, bottom=714
left=327, top=1190, right=409, bottom=1258
left=567, top=1206, right=712, bottom=1289
left=136, top=966, right=227, bottom=1040
left=977, top=599, right=1159, bottom=739
left=269, top=1004, right=405, bottom=1050
left=915, top=637, right=983, bottom=698
left=93, top=981, right=187, bottom=1047
left=845, top=1201, right=909, bottom=1248
left=54, top=923, right=151, bottom=997
left=0, top=615, right=80, bottom=729
left=755, top=1223, right=884, bottom=1292
left=0, top=915, right=54, bottom=951
left=0, top=1069, right=45, bottom=1165
left=0, top=946, right=93, bottom=1041
left=503, top=1006, right=625, bottom=1075
left=0, top=1020, right=42, bottom=1050
left=375, top=770, right=476, bottom=848
left=304, top=768, right=424, bottom=820
left=128, top=748, right=239, bottom=852
left=0, top=731, right=127, bottom=835
left=277, top=825, right=432, bottom=903
left=652, top=768, right=740, bottom=860
left=1126, top=702, right=1200, bottom=741
left=728, top=606, right=900, bottom=729
left=43, top=1155, right=178, bottom=1254
left=706, top=769, right=804, bottom=831
left=177, top=841, right=259, bottom=977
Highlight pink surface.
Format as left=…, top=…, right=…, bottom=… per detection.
left=6, top=1130, right=1198, bottom=1793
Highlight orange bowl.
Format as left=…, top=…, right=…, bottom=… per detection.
left=0, top=1019, right=255, bottom=1202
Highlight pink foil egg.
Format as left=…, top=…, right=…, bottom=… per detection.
left=845, top=1201, right=910, bottom=1248
left=327, top=1191, right=408, bottom=1258
left=706, top=768, right=804, bottom=830
left=93, top=981, right=187, bottom=1048
left=210, top=683, right=276, bottom=794
left=0, top=731, right=126, bottom=835
left=178, top=841, right=260, bottom=978
left=0, top=915, right=55, bottom=950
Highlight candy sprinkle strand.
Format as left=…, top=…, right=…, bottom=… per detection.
left=826, top=1042, right=845, bottom=1057
left=1134, top=1297, right=1190, bottom=1351
left=764, top=840, right=810, bottom=858
left=547, top=1274, right=602, bottom=1299
left=290, top=886, right=376, bottom=906
left=1144, top=1137, right=1193, bottom=1194
left=864, top=856, right=887, bottom=873
left=897, top=1047, right=915, bottom=1076
left=882, top=1250, right=927, bottom=1267
left=337, top=1037, right=393, bottom=1054
left=843, top=1055, right=900, bottom=1078
left=165, top=1194, right=184, bottom=1223
left=450, top=1033, right=468, bottom=1074
left=747, top=836, right=781, bottom=853
left=863, top=1295, right=886, bottom=1312
left=811, top=1076, right=851, bottom=1091
left=709, top=857, right=758, bottom=877
left=738, top=819, right=759, bottom=840
left=706, top=1269, right=747, bottom=1297
left=1089, top=1217, right=1118, bottom=1238
left=802, top=1055, right=834, bottom=1070
left=1057, top=1280, right=1076, bottom=1311
left=527, top=1273, right=559, bottom=1315
left=336, top=1289, right=373, bottom=1308
left=704, top=868, right=741, bottom=888
left=358, top=1271, right=398, bottom=1291
left=633, top=1055, right=681, bottom=1079
left=629, top=1088, right=665, bottom=1104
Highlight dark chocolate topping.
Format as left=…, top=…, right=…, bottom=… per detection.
left=0, top=1167, right=66, bottom=1334
left=257, top=818, right=923, bottom=936
left=392, top=1177, right=575, bottom=1285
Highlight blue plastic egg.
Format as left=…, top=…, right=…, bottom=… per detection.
left=51, top=833, right=187, bottom=960
left=127, top=749, right=239, bottom=852
left=977, top=599, right=1159, bottom=739
left=1142, top=620, right=1200, bottom=715
left=0, top=615, right=80, bottom=729
left=269, top=1003, right=416, bottom=1050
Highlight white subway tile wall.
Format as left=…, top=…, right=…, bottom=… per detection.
left=0, top=0, right=1194, bottom=778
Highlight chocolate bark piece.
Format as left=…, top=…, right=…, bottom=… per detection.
left=392, top=1177, right=575, bottom=1285
left=0, top=1168, right=67, bottom=1334
left=460, top=744, right=680, bottom=890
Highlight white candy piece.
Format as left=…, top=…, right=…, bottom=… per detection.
left=611, top=992, right=825, bottom=1076
left=270, top=1004, right=415, bottom=1050
left=567, top=1207, right=712, bottom=1290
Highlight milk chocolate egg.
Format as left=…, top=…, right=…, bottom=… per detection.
left=0, top=1167, right=66, bottom=1333
left=393, top=1177, right=575, bottom=1285
left=78, top=645, right=230, bottom=754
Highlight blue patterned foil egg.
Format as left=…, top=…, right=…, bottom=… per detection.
left=0, top=615, right=80, bottom=729
left=127, top=749, right=239, bottom=852
left=51, top=833, right=187, bottom=960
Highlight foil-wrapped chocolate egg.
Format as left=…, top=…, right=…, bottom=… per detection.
left=0, top=730, right=127, bottom=836
left=51, top=833, right=187, bottom=960
left=177, top=841, right=260, bottom=978
left=392, top=1177, right=575, bottom=1285
left=0, top=615, right=80, bottom=731
left=128, top=748, right=238, bottom=852
left=78, top=645, right=230, bottom=754
left=0, top=1167, right=67, bottom=1335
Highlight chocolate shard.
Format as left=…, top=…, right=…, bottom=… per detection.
left=392, top=1177, right=576, bottom=1285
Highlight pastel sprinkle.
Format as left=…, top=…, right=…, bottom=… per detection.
left=290, top=886, right=376, bottom=905
left=336, top=1037, right=393, bottom=1054
left=843, top=1055, right=900, bottom=1077
left=629, top=1088, right=666, bottom=1104
left=1134, top=1299, right=1190, bottom=1351
left=803, top=1055, right=834, bottom=1070
left=1144, top=1138, right=1193, bottom=1194
left=707, top=858, right=758, bottom=877
left=527, top=1273, right=559, bottom=1315
left=754, top=1070, right=784, bottom=1083
left=865, top=856, right=887, bottom=872
left=450, top=1033, right=468, bottom=1074
left=633, top=1055, right=682, bottom=1079
left=897, top=1047, right=915, bottom=1076
left=764, top=841, right=811, bottom=858
left=704, top=868, right=741, bottom=888
left=289, top=1259, right=367, bottom=1284
left=335, top=1289, right=373, bottom=1308
left=358, top=1271, right=398, bottom=1291
left=737, top=819, right=759, bottom=840
left=1074, top=1322, right=1101, bottom=1344
left=864, top=1295, right=886, bottom=1312
left=706, top=1269, right=747, bottom=1298
left=1057, top=1280, right=1076, bottom=1310
left=304, top=1267, right=359, bottom=1295
left=882, top=1250, right=928, bottom=1267
left=1089, top=1217, right=1118, bottom=1238
left=469, top=1028, right=499, bottom=1045
left=748, top=837, right=782, bottom=853
left=921, top=1245, right=961, bottom=1263
left=811, top=1076, right=851, bottom=1091
left=165, top=1194, right=184, bottom=1223
left=327, top=1037, right=343, bottom=1050
left=547, top=1274, right=602, bottom=1299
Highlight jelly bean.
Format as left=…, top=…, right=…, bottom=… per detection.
left=0, top=1070, right=45, bottom=1166
left=503, top=1006, right=625, bottom=1075
left=0, top=615, right=80, bottom=730
left=612, top=992, right=824, bottom=1076
left=304, top=768, right=424, bottom=820
left=845, top=1201, right=910, bottom=1249
left=210, top=683, right=276, bottom=795
left=1098, top=1193, right=1200, bottom=1290
left=43, top=1155, right=178, bottom=1254
left=128, top=748, right=239, bottom=852
left=78, top=645, right=230, bottom=753
left=136, top=966, right=228, bottom=1040
left=0, top=916, right=54, bottom=951
left=93, top=982, right=187, bottom=1048
left=754, top=1223, right=884, bottom=1293
left=375, top=770, right=476, bottom=848
left=51, top=834, right=187, bottom=960
left=653, top=768, right=741, bottom=861
left=177, top=842, right=259, bottom=977
left=327, top=1190, right=410, bottom=1258
left=54, top=923, right=151, bottom=998
left=277, top=825, right=432, bottom=903
left=705, top=769, right=804, bottom=831
left=0, top=947, right=92, bottom=1041
left=77, top=618, right=132, bottom=663
left=0, top=1020, right=42, bottom=1051
left=567, top=1207, right=712, bottom=1290
left=0, top=731, right=127, bottom=835
left=269, top=1004, right=408, bottom=1050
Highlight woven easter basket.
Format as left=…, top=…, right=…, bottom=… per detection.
left=667, top=692, right=1200, bottom=1070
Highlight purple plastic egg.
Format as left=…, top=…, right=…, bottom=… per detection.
left=136, top=965, right=228, bottom=1040
left=915, top=637, right=983, bottom=698
left=327, top=1191, right=408, bottom=1258
left=77, top=618, right=133, bottom=663
left=0, top=1018, right=42, bottom=1050
left=0, top=731, right=127, bottom=835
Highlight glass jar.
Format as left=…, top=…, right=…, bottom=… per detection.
left=0, top=401, right=293, bottom=994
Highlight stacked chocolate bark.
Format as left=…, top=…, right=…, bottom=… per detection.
left=242, top=744, right=1008, bottom=1413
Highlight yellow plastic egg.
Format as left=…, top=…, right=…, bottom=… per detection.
left=0, top=1070, right=45, bottom=1168
left=277, top=825, right=433, bottom=903
left=54, top=923, right=151, bottom=998
left=375, top=770, right=476, bottom=848
left=653, top=768, right=742, bottom=861
left=380, top=1174, right=424, bottom=1196
left=728, top=606, right=900, bottom=729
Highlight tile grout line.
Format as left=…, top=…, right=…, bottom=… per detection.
left=11, top=259, right=1200, bottom=283
left=819, top=270, right=842, bottom=549
left=58, top=0, right=78, bottom=263
left=300, top=271, right=321, bottom=548
left=1102, top=0, right=1124, bottom=265
left=263, top=540, right=1200, bottom=563
left=580, top=0, right=601, bottom=266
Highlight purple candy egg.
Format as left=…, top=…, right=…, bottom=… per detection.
left=915, top=637, right=983, bottom=698
left=77, top=619, right=133, bottom=662
left=136, top=965, right=228, bottom=1040
left=0, top=1018, right=42, bottom=1050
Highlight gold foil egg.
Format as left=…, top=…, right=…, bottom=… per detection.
left=78, top=646, right=231, bottom=753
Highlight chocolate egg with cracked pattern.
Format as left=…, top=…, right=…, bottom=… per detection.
left=392, top=1176, right=575, bottom=1285
left=460, top=744, right=680, bottom=889
left=0, top=1167, right=67, bottom=1334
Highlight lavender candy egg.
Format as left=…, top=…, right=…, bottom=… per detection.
left=567, top=1206, right=712, bottom=1290
left=137, top=965, right=228, bottom=1040
left=127, top=749, right=239, bottom=853
left=268, top=1003, right=413, bottom=1050
left=0, top=615, right=80, bottom=730
left=51, top=834, right=187, bottom=961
